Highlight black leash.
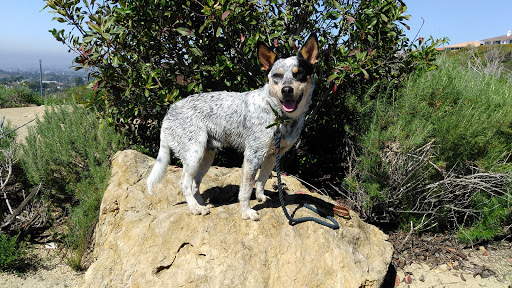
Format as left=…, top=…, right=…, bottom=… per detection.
left=272, top=123, right=340, bottom=230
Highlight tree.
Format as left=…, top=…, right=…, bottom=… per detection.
left=45, top=0, right=443, bottom=174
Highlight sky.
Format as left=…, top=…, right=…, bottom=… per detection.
left=0, top=0, right=511, bottom=72
left=404, top=0, right=512, bottom=45
left=0, top=0, right=74, bottom=71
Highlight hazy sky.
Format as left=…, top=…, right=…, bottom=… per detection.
left=1, top=0, right=511, bottom=71
left=0, top=0, right=74, bottom=71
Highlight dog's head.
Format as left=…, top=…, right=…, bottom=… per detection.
left=258, top=35, right=319, bottom=117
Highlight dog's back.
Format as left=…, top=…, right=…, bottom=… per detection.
left=162, top=87, right=276, bottom=155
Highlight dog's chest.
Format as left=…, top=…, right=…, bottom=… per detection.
left=277, top=119, right=303, bottom=152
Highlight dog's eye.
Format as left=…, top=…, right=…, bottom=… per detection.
left=293, top=68, right=304, bottom=78
left=272, top=73, right=283, bottom=80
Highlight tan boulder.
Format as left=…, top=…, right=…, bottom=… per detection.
left=81, top=150, right=393, bottom=288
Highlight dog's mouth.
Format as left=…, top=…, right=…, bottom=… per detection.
left=280, top=93, right=303, bottom=113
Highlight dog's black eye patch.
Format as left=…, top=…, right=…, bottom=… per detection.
left=293, top=67, right=305, bottom=79
left=295, top=58, right=314, bottom=82
left=272, top=73, right=284, bottom=80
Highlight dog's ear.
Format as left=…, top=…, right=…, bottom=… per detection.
left=257, top=42, right=277, bottom=71
left=298, top=34, right=319, bottom=65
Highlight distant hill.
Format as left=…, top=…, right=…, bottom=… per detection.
left=446, top=44, right=512, bottom=72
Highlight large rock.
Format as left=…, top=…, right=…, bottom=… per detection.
left=81, top=150, right=393, bottom=288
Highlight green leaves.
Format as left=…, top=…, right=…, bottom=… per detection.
left=43, top=0, right=445, bottom=160
left=87, top=21, right=101, bottom=34
left=176, top=27, right=192, bottom=36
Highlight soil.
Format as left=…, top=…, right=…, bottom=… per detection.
left=0, top=244, right=83, bottom=288
left=1, top=106, right=512, bottom=288
left=0, top=105, right=47, bottom=143
left=389, top=232, right=512, bottom=288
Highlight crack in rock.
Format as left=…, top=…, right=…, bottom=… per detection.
left=154, top=242, right=191, bottom=275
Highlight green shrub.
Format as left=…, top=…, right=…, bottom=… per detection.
left=45, top=0, right=444, bottom=167
left=22, top=104, right=125, bottom=197
left=42, top=86, right=95, bottom=105
left=64, top=163, right=111, bottom=271
left=0, top=86, right=42, bottom=108
left=348, top=54, right=512, bottom=242
left=0, top=233, right=30, bottom=272
left=388, top=55, right=512, bottom=171
left=70, top=86, right=95, bottom=104
left=21, top=103, right=126, bottom=270
left=457, top=193, right=511, bottom=243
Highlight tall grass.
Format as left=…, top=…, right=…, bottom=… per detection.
left=380, top=55, right=512, bottom=170
left=21, top=103, right=126, bottom=270
left=349, top=54, right=512, bottom=243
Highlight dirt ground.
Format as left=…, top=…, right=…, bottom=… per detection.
left=1, top=106, right=511, bottom=288
left=0, top=245, right=82, bottom=288
left=391, top=232, right=512, bottom=288
left=0, top=105, right=47, bottom=143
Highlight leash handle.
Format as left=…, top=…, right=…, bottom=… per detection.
left=273, top=126, right=339, bottom=230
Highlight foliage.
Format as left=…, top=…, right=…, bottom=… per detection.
left=446, top=43, right=512, bottom=74
left=22, top=103, right=124, bottom=197
left=43, top=86, right=96, bottom=105
left=44, top=0, right=445, bottom=169
left=0, top=121, right=30, bottom=274
left=0, top=86, right=42, bottom=108
left=21, top=103, right=126, bottom=270
left=65, top=163, right=110, bottom=271
left=0, top=233, right=31, bottom=273
left=70, top=85, right=96, bottom=104
left=348, top=55, right=512, bottom=243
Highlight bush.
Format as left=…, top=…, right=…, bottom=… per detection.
left=0, top=86, right=42, bottom=108
left=43, top=86, right=95, bottom=105
left=0, top=233, right=30, bottom=272
left=21, top=103, right=126, bottom=270
left=22, top=104, right=125, bottom=197
left=347, top=54, right=512, bottom=243
left=45, top=0, right=444, bottom=167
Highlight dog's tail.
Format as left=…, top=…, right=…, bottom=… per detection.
left=147, top=143, right=171, bottom=194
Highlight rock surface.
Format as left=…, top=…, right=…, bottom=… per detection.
left=80, top=150, right=393, bottom=288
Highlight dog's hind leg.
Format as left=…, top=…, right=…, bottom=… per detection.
left=255, top=154, right=275, bottom=203
left=192, top=149, right=215, bottom=206
left=180, top=146, right=212, bottom=216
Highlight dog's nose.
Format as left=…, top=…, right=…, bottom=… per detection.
left=281, top=86, right=294, bottom=98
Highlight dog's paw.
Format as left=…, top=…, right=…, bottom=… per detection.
left=241, top=209, right=260, bottom=221
left=256, top=194, right=271, bottom=203
left=189, top=205, right=211, bottom=216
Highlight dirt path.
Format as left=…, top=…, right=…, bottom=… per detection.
left=0, top=106, right=47, bottom=143
left=0, top=244, right=82, bottom=288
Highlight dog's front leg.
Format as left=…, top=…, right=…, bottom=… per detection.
left=239, top=153, right=262, bottom=221
left=255, top=154, right=275, bottom=203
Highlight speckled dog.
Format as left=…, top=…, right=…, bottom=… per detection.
left=147, top=35, right=319, bottom=221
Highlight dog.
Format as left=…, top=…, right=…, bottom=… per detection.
left=147, top=34, right=319, bottom=221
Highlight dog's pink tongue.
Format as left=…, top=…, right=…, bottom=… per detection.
left=282, top=100, right=296, bottom=112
